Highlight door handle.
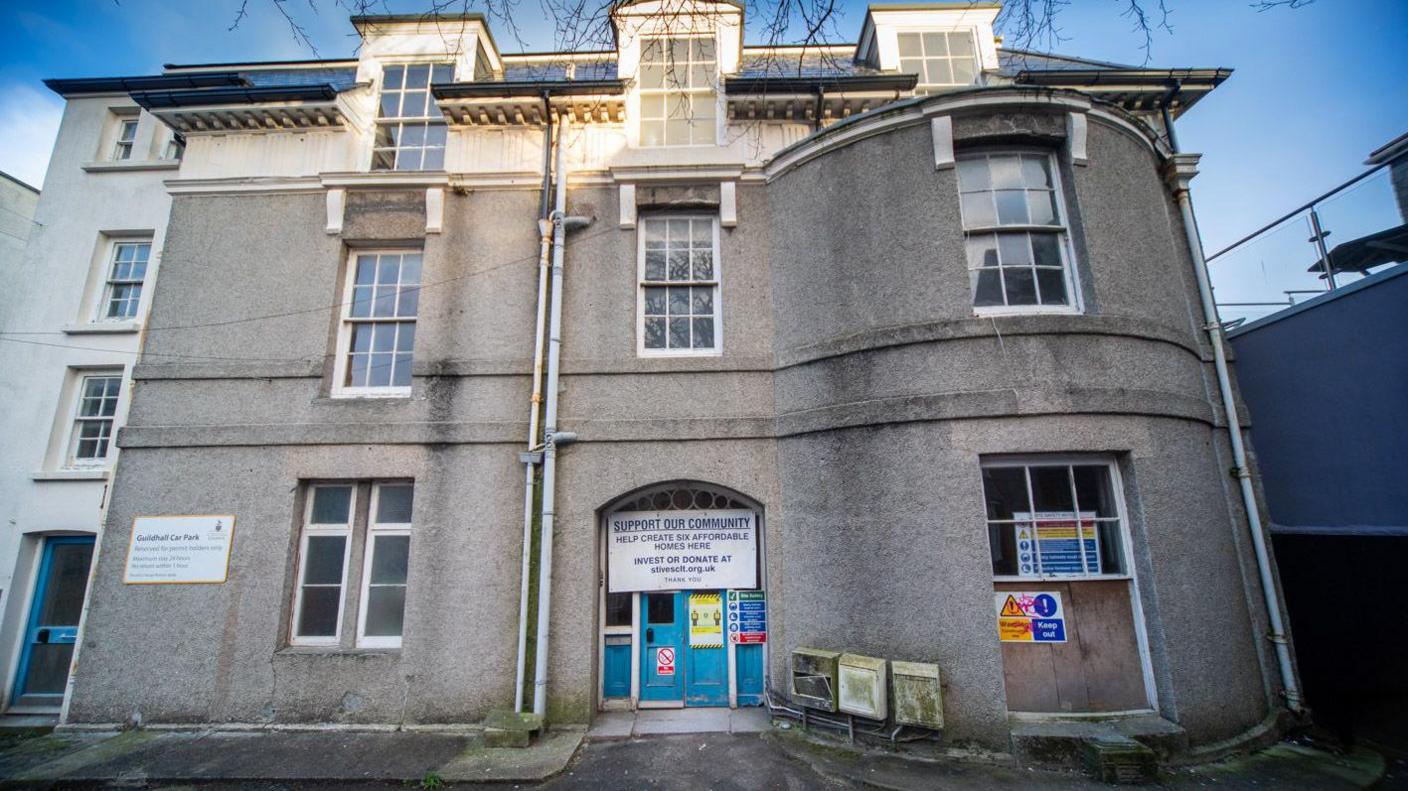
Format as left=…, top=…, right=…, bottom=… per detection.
left=646, top=628, right=654, bottom=642
left=36, top=629, right=50, bottom=644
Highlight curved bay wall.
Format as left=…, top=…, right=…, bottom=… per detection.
left=765, top=103, right=1278, bottom=744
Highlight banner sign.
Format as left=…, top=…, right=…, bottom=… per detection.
left=996, top=591, right=1067, bottom=643
left=124, top=515, right=235, bottom=584
left=1015, top=512, right=1099, bottom=576
left=727, top=589, right=766, bottom=644
left=607, top=509, right=757, bottom=593
left=689, top=592, right=723, bottom=647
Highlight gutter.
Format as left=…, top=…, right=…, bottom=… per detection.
left=433, top=79, right=626, bottom=99
left=723, top=74, right=917, bottom=95
left=44, top=72, right=246, bottom=97
left=130, top=85, right=338, bottom=109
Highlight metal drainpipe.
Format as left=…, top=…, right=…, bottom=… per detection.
left=532, top=117, right=590, bottom=718
left=1165, top=137, right=1304, bottom=713
left=514, top=95, right=555, bottom=713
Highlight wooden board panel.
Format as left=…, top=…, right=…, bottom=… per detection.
left=994, top=580, right=1147, bottom=713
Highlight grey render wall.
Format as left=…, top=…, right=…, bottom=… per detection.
left=1227, top=263, right=1408, bottom=533
left=765, top=111, right=1278, bottom=744
left=72, top=95, right=1290, bottom=749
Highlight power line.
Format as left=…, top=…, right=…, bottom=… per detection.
left=0, top=223, right=615, bottom=338
left=0, top=334, right=316, bottom=363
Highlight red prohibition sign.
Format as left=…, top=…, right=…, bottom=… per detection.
left=657, top=647, right=675, bottom=664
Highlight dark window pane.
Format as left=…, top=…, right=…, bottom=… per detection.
left=37, top=543, right=93, bottom=626
left=668, top=318, right=690, bottom=348
left=690, top=250, right=713, bottom=279
left=668, top=287, right=690, bottom=315
left=995, top=190, right=1030, bottom=224
left=421, top=147, right=445, bottom=171
left=1030, top=466, right=1075, bottom=512
left=667, top=251, right=690, bottom=280
left=377, top=485, right=414, bottom=524
left=19, top=643, right=73, bottom=696
left=368, top=353, right=393, bottom=387
left=311, top=486, right=352, bottom=524
left=989, top=522, right=1018, bottom=575
left=1072, top=465, right=1118, bottom=517
left=956, top=157, right=989, bottom=192
left=397, top=285, right=420, bottom=317
left=370, top=535, right=410, bottom=584
left=644, top=287, right=667, bottom=315
left=981, top=466, right=1029, bottom=519
left=364, top=586, right=406, bottom=637
left=998, top=233, right=1032, bottom=266
left=1036, top=267, right=1068, bottom=305
left=383, top=65, right=404, bottom=89
left=644, top=317, right=666, bottom=348
left=297, top=586, right=341, bottom=637
left=404, top=64, right=430, bottom=88
left=401, top=123, right=426, bottom=147
left=347, top=353, right=369, bottom=387
left=302, top=535, right=347, bottom=584
left=1097, top=522, right=1125, bottom=575
left=644, top=251, right=666, bottom=280
left=380, top=92, right=400, bottom=118
left=371, top=150, right=396, bottom=170
left=691, top=288, right=713, bottom=315
left=395, top=149, right=423, bottom=171
left=391, top=353, right=413, bottom=387
left=647, top=593, right=674, bottom=624
left=424, top=123, right=447, bottom=146
left=691, top=317, right=714, bottom=348
left=373, top=323, right=397, bottom=352
left=606, top=592, right=633, bottom=627
left=1003, top=267, right=1037, bottom=305
left=1031, top=233, right=1062, bottom=267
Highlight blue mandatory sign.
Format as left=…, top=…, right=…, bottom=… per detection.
left=1032, top=594, right=1059, bottom=618
left=1031, top=619, right=1066, bottom=642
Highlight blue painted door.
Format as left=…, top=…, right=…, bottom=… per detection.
left=639, top=592, right=683, bottom=702
left=685, top=591, right=728, bottom=706
left=12, top=536, right=94, bottom=708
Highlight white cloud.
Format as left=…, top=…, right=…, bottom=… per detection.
left=0, top=84, right=63, bottom=190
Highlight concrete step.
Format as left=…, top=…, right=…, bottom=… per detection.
left=1009, top=713, right=1187, bottom=767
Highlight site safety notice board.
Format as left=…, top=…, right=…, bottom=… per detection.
left=995, top=591, right=1067, bottom=642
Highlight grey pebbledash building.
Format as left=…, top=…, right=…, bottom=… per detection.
left=43, top=1, right=1302, bottom=757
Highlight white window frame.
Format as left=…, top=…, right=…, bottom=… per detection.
left=372, top=62, right=452, bottom=171
left=331, top=249, right=421, bottom=399
left=290, top=484, right=357, bottom=647
left=982, top=455, right=1134, bottom=584
left=356, top=482, right=413, bottom=649
left=957, top=149, right=1083, bottom=317
left=637, top=35, right=720, bottom=148
left=64, top=372, right=123, bottom=469
left=636, top=215, right=723, bottom=358
left=895, top=28, right=983, bottom=93
left=98, top=239, right=152, bottom=322
left=162, top=131, right=185, bottom=161
left=112, top=118, right=138, bottom=161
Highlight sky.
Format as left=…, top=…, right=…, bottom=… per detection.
left=1, top=0, right=1405, bottom=305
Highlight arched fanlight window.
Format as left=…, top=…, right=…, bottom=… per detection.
left=612, top=483, right=753, bottom=513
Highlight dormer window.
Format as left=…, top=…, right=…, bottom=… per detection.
left=897, top=31, right=978, bottom=92
left=639, top=37, right=717, bottom=147
left=373, top=63, right=452, bottom=171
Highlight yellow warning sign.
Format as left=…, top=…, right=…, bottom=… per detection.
left=998, top=618, right=1033, bottom=641
left=689, top=592, right=723, bottom=648
left=999, top=595, right=1026, bottom=617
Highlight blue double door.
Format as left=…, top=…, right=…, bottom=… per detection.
left=12, top=536, right=94, bottom=709
left=639, top=591, right=728, bottom=706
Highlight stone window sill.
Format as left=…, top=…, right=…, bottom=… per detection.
left=81, top=160, right=181, bottom=174
left=63, top=322, right=140, bottom=335
left=32, top=469, right=110, bottom=481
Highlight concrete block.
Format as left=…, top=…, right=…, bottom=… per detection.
left=1080, top=735, right=1158, bottom=785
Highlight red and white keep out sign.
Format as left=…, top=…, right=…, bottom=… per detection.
left=655, top=647, right=675, bottom=676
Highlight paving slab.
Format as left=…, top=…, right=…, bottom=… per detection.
left=585, top=711, right=634, bottom=741
left=728, top=708, right=770, bottom=734
left=633, top=708, right=731, bottom=736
